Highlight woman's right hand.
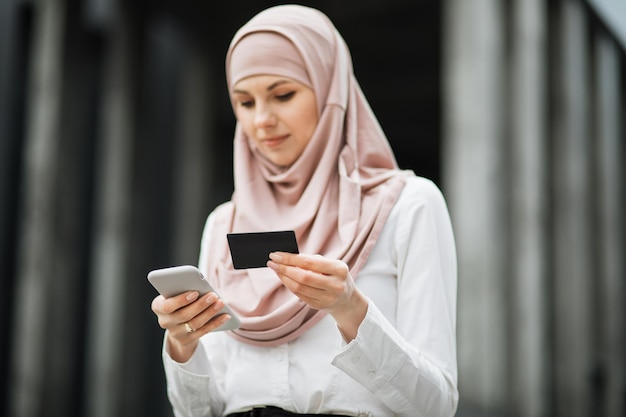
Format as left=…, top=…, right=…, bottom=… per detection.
left=151, top=291, right=231, bottom=363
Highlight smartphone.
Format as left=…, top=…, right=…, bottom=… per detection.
left=227, top=230, right=299, bottom=269
left=147, top=265, right=241, bottom=332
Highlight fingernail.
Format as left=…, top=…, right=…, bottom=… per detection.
left=186, top=292, right=199, bottom=301
left=206, top=293, right=217, bottom=303
left=267, top=260, right=278, bottom=271
left=269, top=252, right=282, bottom=262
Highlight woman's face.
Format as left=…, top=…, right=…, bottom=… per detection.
left=232, top=75, right=318, bottom=167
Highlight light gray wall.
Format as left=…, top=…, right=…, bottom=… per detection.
left=443, top=0, right=625, bottom=416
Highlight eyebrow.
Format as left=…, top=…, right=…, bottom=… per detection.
left=232, top=79, right=292, bottom=95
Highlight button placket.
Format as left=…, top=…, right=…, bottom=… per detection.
left=270, top=344, right=290, bottom=398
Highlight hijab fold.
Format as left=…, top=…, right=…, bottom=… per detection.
left=205, top=5, right=413, bottom=346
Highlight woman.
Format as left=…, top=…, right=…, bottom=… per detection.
left=151, top=4, right=458, bottom=416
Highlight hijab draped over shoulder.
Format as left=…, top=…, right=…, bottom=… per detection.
left=204, top=4, right=413, bottom=346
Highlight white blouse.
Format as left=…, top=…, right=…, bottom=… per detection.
left=162, top=176, right=458, bottom=417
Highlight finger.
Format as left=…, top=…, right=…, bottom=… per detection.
left=267, top=260, right=326, bottom=290
left=183, top=295, right=222, bottom=329
left=278, top=272, right=340, bottom=310
left=269, top=252, right=347, bottom=276
left=154, top=291, right=200, bottom=315
left=196, top=313, right=232, bottom=335
left=180, top=308, right=228, bottom=335
left=271, top=265, right=336, bottom=304
left=156, top=292, right=214, bottom=331
left=268, top=253, right=349, bottom=290
left=183, top=299, right=233, bottom=339
left=152, top=292, right=200, bottom=331
left=151, top=294, right=167, bottom=314
left=175, top=292, right=219, bottom=324
left=269, top=252, right=322, bottom=269
left=178, top=291, right=236, bottom=332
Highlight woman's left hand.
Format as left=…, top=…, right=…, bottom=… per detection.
left=267, top=252, right=368, bottom=341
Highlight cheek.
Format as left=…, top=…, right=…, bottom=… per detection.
left=289, top=106, right=317, bottom=140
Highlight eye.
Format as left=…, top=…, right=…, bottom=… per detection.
left=237, top=99, right=254, bottom=109
left=276, top=91, right=295, bottom=102
left=234, top=95, right=254, bottom=108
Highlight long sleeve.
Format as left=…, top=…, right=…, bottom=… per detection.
left=162, top=333, right=226, bottom=417
left=332, top=177, right=458, bottom=416
left=160, top=207, right=230, bottom=417
left=162, top=205, right=232, bottom=417
left=160, top=177, right=458, bottom=416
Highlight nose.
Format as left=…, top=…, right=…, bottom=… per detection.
left=254, top=104, right=276, bottom=128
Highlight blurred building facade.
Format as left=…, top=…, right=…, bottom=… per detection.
left=444, top=1, right=625, bottom=417
left=0, top=1, right=623, bottom=417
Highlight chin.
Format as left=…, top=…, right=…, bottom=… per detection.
left=272, top=160, right=293, bottom=168
left=264, top=153, right=296, bottom=168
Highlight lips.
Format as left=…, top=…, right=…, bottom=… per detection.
left=262, top=134, right=289, bottom=147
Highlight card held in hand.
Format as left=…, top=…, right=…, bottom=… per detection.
left=227, top=230, right=299, bottom=269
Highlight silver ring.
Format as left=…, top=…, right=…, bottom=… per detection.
left=184, top=322, right=195, bottom=333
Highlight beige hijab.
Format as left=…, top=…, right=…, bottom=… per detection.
left=205, top=4, right=412, bottom=346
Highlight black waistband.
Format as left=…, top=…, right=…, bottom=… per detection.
left=226, top=406, right=351, bottom=417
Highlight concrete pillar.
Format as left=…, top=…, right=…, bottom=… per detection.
left=594, top=31, right=625, bottom=417
left=551, top=1, right=593, bottom=416
left=509, top=1, right=549, bottom=416
left=8, top=1, right=66, bottom=416
left=442, top=0, right=508, bottom=413
left=84, top=5, right=135, bottom=417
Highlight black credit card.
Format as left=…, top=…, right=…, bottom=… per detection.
left=227, top=230, right=299, bottom=269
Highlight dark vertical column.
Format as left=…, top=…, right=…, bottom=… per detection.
left=509, top=0, right=550, bottom=416
left=43, top=0, right=101, bottom=414
left=122, top=10, right=185, bottom=417
left=171, top=42, right=216, bottom=266
left=593, top=30, right=625, bottom=417
left=0, top=0, right=28, bottom=413
left=551, top=1, right=593, bottom=416
left=442, top=0, right=509, bottom=414
left=8, top=0, right=67, bottom=416
left=84, top=3, right=136, bottom=417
